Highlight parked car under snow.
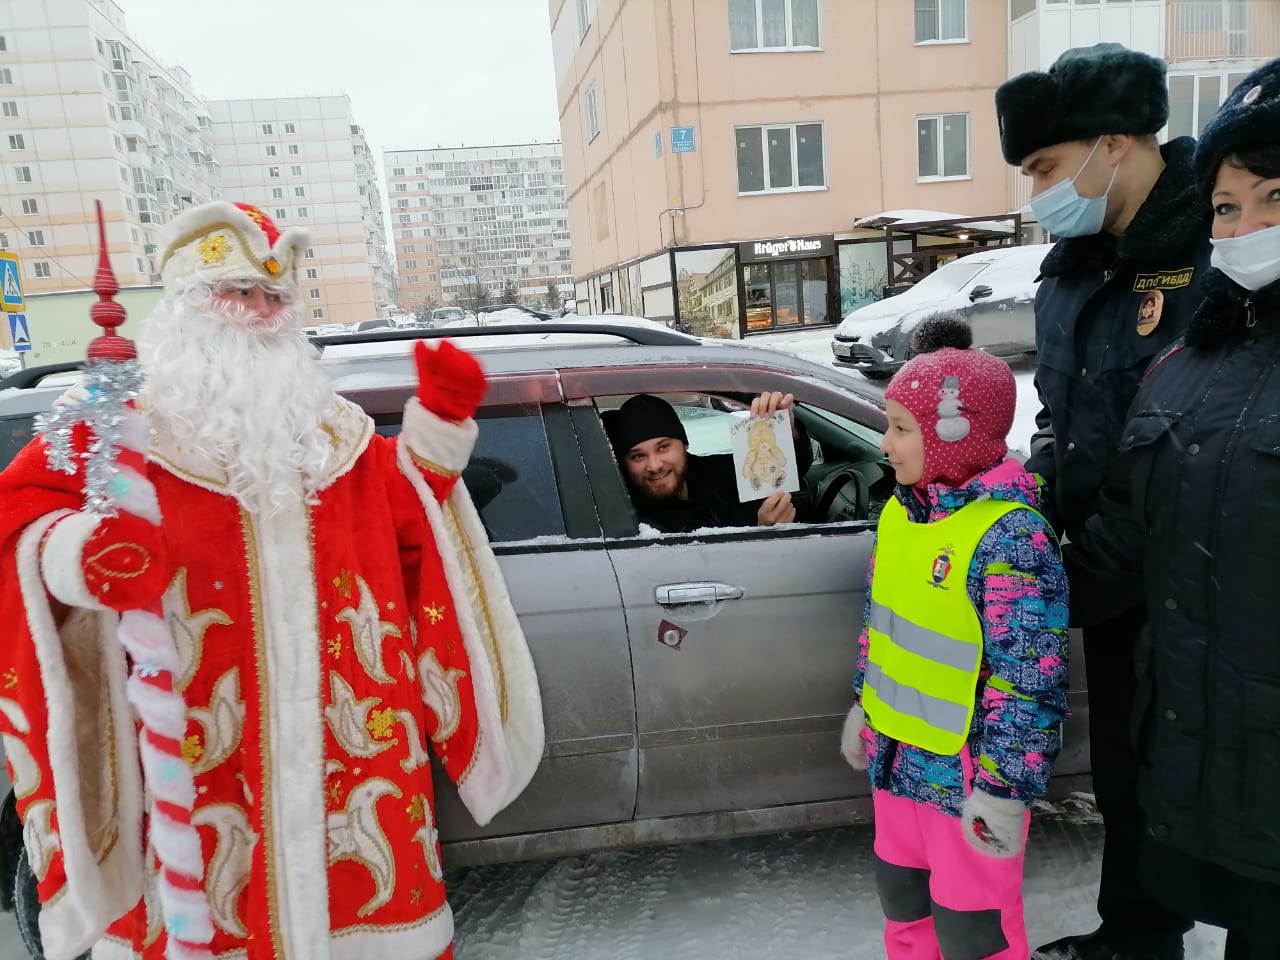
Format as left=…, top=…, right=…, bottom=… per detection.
left=831, top=243, right=1053, bottom=380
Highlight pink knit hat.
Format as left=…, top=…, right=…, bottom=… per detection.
left=884, top=315, right=1016, bottom=487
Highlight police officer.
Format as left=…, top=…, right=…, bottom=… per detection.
left=995, top=44, right=1212, bottom=960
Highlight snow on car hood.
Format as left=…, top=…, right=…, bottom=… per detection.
left=835, top=244, right=1052, bottom=340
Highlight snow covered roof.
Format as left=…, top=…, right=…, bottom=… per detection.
left=854, top=209, right=1019, bottom=236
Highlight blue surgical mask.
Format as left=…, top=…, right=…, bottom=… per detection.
left=1029, top=138, right=1120, bottom=239
left=1210, top=224, right=1280, bottom=292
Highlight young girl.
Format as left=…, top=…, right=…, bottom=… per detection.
left=841, top=315, right=1070, bottom=960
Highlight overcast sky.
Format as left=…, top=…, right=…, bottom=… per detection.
left=116, top=0, right=563, bottom=166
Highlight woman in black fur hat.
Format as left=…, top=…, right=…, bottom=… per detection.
left=1068, top=58, right=1280, bottom=960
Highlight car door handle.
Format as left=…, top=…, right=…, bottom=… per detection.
left=655, top=582, right=745, bottom=605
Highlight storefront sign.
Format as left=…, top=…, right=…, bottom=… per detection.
left=739, top=235, right=834, bottom=263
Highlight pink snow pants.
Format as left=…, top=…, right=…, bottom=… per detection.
left=873, top=789, right=1030, bottom=960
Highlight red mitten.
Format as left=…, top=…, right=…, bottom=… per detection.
left=80, top=514, right=173, bottom=612
left=414, top=340, right=486, bottom=423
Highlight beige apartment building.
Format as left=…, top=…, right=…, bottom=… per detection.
left=550, top=0, right=1014, bottom=336
left=0, top=0, right=219, bottom=300
left=209, top=96, right=396, bottom=326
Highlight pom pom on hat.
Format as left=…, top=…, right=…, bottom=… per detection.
left=157, top=200, right=311, bottom=295
left=886, top=315, right=1016, bottom=487
left=996, top=43, right=1168, bottom=165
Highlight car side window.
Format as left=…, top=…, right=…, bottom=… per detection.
left=0, top=414, right=35, bottom=471
left=376, top=404, right=567, bottom=543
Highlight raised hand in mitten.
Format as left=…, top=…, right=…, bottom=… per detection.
left=42, top=512, right=172, bottom=612
left=960, top=789, right=1028, bottom=859
left=414, top=340, right=486, bottom=423
left=840, top=704, right=869, bottom=771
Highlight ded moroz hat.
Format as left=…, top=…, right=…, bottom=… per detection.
left=157, top=201, right=311, bottom=295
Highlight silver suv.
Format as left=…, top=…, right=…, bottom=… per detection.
left=0, top=324, right=1090, bottom=867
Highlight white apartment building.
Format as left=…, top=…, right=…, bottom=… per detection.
left=1009, top=0, right=1280, bottom=210
left=0, top=0, right=219, bottom=296
left=209, top=96, right=396, bottom=325
left=383, top=143, right=574, bottom=311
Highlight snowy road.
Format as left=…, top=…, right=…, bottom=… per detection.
left=449, top=800, right=1227, bottom=960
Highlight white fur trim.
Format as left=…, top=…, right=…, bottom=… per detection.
left=396, top=430, right=544, bottom=825
left=840, top=704, right=867, bottom=771
left=243, top=499, right=330, bottom=959
left=39, top=511, right=108, bottom=611
left=17, top=515, right=145, bottom=959
left=158, top=201, right=314, bottom=294
left=400, top=398, right=479, bottom=476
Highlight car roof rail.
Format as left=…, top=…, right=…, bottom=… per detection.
left=310, top=322, right=702, bottom=350
left=0, top=361, right=85, bottom=391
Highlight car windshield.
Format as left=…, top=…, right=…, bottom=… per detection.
left=908, top=257, right=992, bottom=297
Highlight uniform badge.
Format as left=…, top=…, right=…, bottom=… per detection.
left=1136, top=289, right=1164, bottom=337
left=930, top=545, right=955, bottom=588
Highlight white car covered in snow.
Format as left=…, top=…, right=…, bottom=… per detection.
left=831, top=243, right=1053, bottom=380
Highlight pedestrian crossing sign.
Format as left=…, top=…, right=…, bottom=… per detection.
left=0, top=252, right=23, bottom=312
left=8, top=312, right=30, bottom=352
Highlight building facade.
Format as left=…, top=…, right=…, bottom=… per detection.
left=549, top=0, right=1015, bottom=336
left=383, top=143, right=574, bottom=313
left=209, top=96, right=396, bottom=325
left=0, top=0, right=219, bottom=301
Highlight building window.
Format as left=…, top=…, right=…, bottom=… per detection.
left=305, top=268, right=318, bottom=280
left=917, top=113, right=969, bottom=180
left=728, top=0, right=821, bottom=51
left=395, top=183, right=408, bottom=192
left=265, top=145, right=277, bottom=156
left=284, top=122, right=296, bottom=134
left=1010, top=0, right=1036, bottom=17
left=304, top=247, right=316, bottom=259
left=312, top=308, right=324, bottom=320
left=27, top=230, right=44, bottom=246
left=34, top=261, right=51, bottom=278
left=0, top=233, right=6, bottom=250
left=585, top=84, right=601, bottom=141
left=288, top=144, right=299, bottom=155
left=399, top=214, right=412, bottom=224
left=275, top=208, right=287, bottom=220
left=0, top=69, right=12, bottom=85
left=261, top=123, right=273, bottom=135
left=405, top=259, right=418, bottom=269
left=1169, top=71, right=1253, bottom=139
left=397, top=198, right=410, bottom=209
left=13, top=165, right=30, bottom=183
left=1, top=102, right=16, bottom=118
left=8, top=134, right=24, bottom=151
left=271, top=187, right=284, bottom=199
left=577, top=0, right=592, bottom=39
left=21, top=198, right=37, bottom=214
left=735, top=122, right=825, bottom=193
left=308, top=288, right=321, bottom=300
left=914, top=0, right=967, bottom=43
left=268, top=166, right=280, bottom=178
left=290, top=165, right=302, bottom=176
left=296, top=207, right=308, bottom=218
left=294, top=186, right=306, bottom=197
left=0, top=36, right=7, bottom=51
left=125, top=197, right=133, bottom=212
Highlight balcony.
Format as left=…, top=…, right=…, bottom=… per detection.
left=1166, top=1, right=1280, bottom=62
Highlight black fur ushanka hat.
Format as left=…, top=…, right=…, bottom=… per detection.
left=996, top=43, right=1169, bottom=165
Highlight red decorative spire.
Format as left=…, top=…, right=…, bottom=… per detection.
left=87, top=199, right=136, bottom=362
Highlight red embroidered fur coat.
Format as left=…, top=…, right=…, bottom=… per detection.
left=0, top=395, right=543, bottom=960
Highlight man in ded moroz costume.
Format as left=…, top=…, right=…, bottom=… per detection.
left=0, top=200, right=543, bottom=960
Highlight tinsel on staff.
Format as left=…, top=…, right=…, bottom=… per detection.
left=34, top=201, right=214, bottom=960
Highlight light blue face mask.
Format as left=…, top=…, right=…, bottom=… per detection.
left=1029, top=138, right=1120, bottom=239
left=1210, top=223, right=1280, bottom=292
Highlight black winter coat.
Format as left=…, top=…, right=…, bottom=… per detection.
left=1026, top=137, right=1213, bottom=541
left=1070, top=270, right=1280, bottom=886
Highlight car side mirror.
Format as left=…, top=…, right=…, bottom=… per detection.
left=968, top=285, right=993, bottom=302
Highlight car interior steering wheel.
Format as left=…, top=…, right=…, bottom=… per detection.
left=812, top=465, right=869, bottom=524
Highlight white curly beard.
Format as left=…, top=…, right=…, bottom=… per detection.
left=138, top=285, right=338, bottom=514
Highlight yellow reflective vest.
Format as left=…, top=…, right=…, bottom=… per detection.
left=862, top=495, right=1043, bottom=756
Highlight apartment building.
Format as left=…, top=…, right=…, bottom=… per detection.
left=0, top=0, right=219, bottom=298
left=1009, top=0, right=1280, bottom=210
left=550, top=0, right=1014, bottom=336
left=384, top=143, right=574, bottom=312
left=209, top=96, right=396, bottom=325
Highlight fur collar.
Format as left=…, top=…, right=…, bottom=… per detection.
left=1040, top=138, right=1209, bottom=278
left=1185, top=268, right=1280, bottom=348
left=148, top=394, right=374, bottom=497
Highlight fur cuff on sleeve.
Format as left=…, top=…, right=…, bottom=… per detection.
left=401, top=396, right=479, bottom=476
left=39, top=512, right=108, bottom=611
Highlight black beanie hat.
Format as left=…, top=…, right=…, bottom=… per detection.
left=607, top=394, right=688, bottom=460
left=996, top=43, right=1169, bottom=165
left=1194, top=57, right=1280, bottom=190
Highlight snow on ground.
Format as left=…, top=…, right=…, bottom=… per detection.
left=448, top=803, right=1226, bottom=959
